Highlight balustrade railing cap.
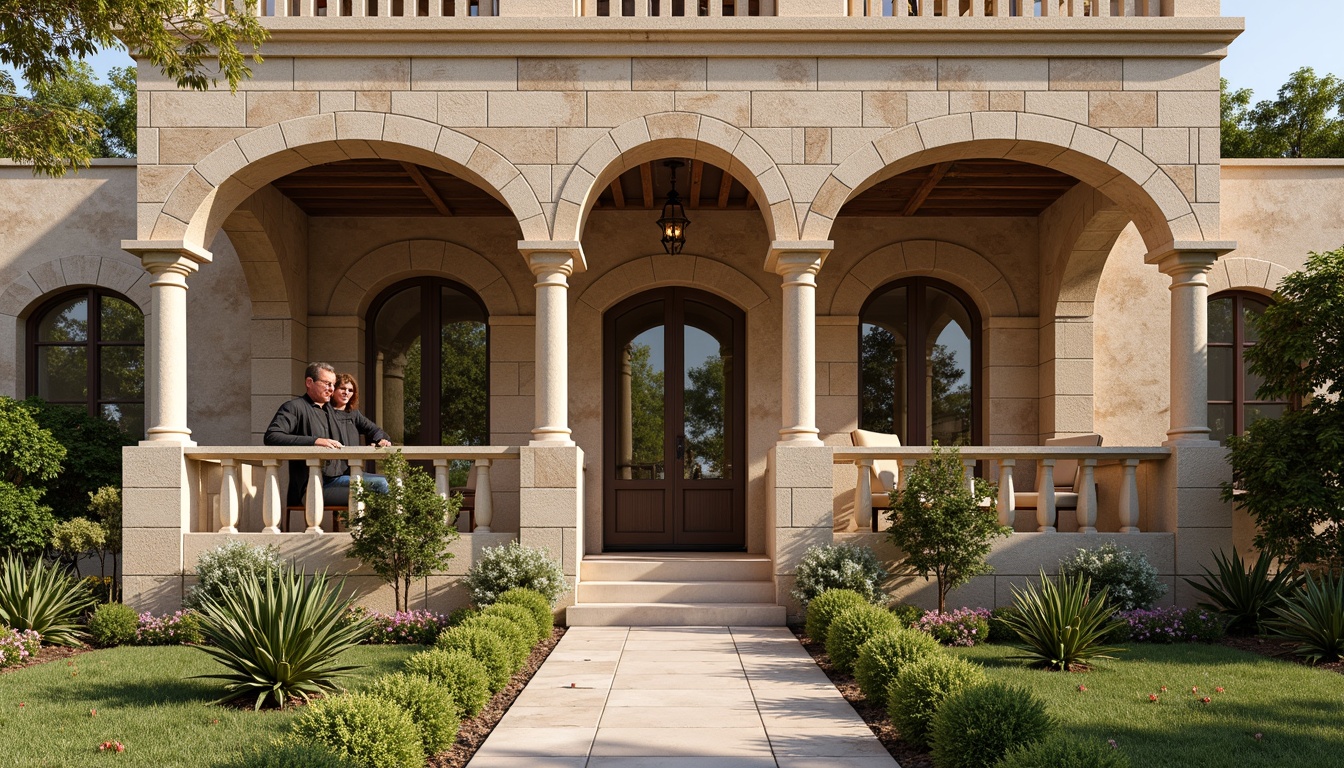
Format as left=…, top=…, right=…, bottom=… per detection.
left=185, top=446, right=520, bottom=461
left=832, top=446, right=1170, bottom=462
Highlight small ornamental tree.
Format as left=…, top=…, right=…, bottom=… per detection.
left=87, top=486, right=123, bottom=599
left=886, top=445, right=1010, bottom=614
left=1225, top=246, right=1344, bottom=571
left=343, top=451, right=461, bottom=612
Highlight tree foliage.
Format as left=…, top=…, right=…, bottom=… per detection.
left=886, top=445, right=1010, bottom=613
left=11, top=60, right=136, bottom=158
left=343, top=451, right=460, bottom=612
left=626, top=342, right=664, bottom=475
left=25, top=398, right=134, bottom=520
left=0, top=0, right=268, bottom=175
left=683, top=353, right=726, bottom=478
left=1221, top=69, right=1344, bottom=159
left=1225, top=247, right=1344, bottom=571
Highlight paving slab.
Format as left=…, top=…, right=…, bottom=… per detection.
left=466, top=626, right=899, bottom=767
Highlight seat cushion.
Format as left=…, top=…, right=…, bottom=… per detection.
left=1012, top=491, right=1079, bottom=509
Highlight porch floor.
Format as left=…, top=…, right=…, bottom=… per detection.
left=466, top=625, right=897, bottom=767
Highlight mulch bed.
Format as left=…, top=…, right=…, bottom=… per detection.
left=1221, top=634, right=1344, bottom=676
left=0, top=643, right=91, bottom=675
left=791, top=624, right=933, bottom=768
left=428, top=625, right=566, bottom=768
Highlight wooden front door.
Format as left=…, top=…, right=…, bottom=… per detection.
left=603, top=288, right=746, bottom=550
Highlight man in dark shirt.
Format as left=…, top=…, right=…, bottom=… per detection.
left=264, top=362, right=391, bottom=507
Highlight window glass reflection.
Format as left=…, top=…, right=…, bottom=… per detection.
left=683, top=301, right=732, bottom=480
left=615, top=301, right=665, bottom=480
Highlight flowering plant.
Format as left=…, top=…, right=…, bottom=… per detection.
left=0, top=628, right=41, bottom=667
left=1058, top=542, right=1166, bottom=611
left=1112, top=606, right=1226, bottom=643
left=361, top=609, right=451, bottom=645
left=916, top=607, right=992, bottom=647
left=136, top=610, right=204, bottom=645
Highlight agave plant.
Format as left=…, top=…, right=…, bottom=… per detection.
left=1268, top=571, right=1344, bottom=663
left=1005, top=570, right=1126, bottom=671
left=1186, top=549, right=1302, bottom=635
left=193, top=565, right=371, bottom=710
left=0, top=552, right=92, bottom=647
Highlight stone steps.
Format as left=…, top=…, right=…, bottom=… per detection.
left=564, top=553, right=786, bottom=627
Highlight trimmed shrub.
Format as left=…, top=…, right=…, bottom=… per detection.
left=436, top=625, right=513, bottom=692
left=223, top=739, right=356, bottom=768
left=888, top=653, right=987, bottom=748
left=1058, top=543, right=1165, bottom=612
left=366, top=673, right=461, bottom=755
left=186, top=540, right=283, bottom=610
left=930, top=682, right=1056, bottom=768
left=87, top=602, right=138, bottom=647
left=482, top=602, right=542, bottom=644
left=0, top=627, right=41, bottom=668
left=917, top=608, right=992, bottom=647
left=854, top=627, right=944, bottom=703
left=826, top=603, right=902, bottom=674
left=995, top=734, right=1132, bottom=768
left=890, top=603, right=924, bottom=629
left=459, top=613, right=530, bottom=671
left=291, top=693, right=424, bottom=768
left=804, top=588, right=868, bottom=644
left=987, top=606, right=1019, bottom=643
left=136, top=609, right=204, bottom=645
left=404, top=648, right=492, bottom=718
left=496, top=588, right=553, bottom=638
left=465, top=542, right=568, bottom=607
left=792, top=543, right=889, bottom=608
left=447, top=607, right=479, bottom=628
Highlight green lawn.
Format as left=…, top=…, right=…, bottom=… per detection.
left=0, top=645, right=419, bottom=768
left=953, top=643, right=1344, bottom=768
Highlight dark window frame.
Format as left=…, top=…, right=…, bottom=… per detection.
left=25, top=287, right=145, bottom=430
left=858, top=276, right=983, bottom=446
left=1207, top=290, right=1289, bottom=443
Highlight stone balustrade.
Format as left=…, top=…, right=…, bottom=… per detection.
left=832, top=445, right=1170, bottom=534
left=184, top=445, right=520, bottom=534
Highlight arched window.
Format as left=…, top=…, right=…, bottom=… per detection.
left=26, top=289, right=145, bottom=436
left=860, top=278, right=981, bottom=446
left=366, top=278, right=488, bottom=480
left=1208, top=291, right=1288, bottom=445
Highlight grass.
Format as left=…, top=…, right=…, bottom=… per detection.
left=953, top=643, right=1344, bottom=768
left=0, top=644, right=419, bottom=768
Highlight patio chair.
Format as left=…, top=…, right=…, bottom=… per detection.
left=850, top=429, right=902, bottom=532
left=1012, top=433, right=1102, bottom=531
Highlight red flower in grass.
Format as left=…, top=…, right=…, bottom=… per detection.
left=1215, top=687, right=1225, bottom=693
left=98, top=741, right=125, bottom=753
left=1191, top=686, right=1198, bottom=694
left=1160, top=686, right=1168, bottom=692
left=1149, top=694, right=1159, bottom=702
left=1254, top=733, right=1263, bottom=741
left=1201, top=697, right=1212, bottom=704
left=1077, top=685, right=1088, bottom=692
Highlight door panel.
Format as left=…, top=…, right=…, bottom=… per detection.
left=605, top=288, right=745, bottom=550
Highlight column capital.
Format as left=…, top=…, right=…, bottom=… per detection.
left=765, top=240, right=833, bottom=276
left=122, top=240, right=212, bottom=273
left=1145, top=241, right=1235, bottom=271
left=519, top=240, right=586, bottom=276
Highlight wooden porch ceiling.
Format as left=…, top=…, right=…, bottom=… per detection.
left=268, top=159, right=514, bottom=217
left=838, top=158, right=1080, bottom=217
left=591, top=159, right=757, bottom=211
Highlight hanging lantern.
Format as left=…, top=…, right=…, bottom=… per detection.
left=656, top=159, right=690, bottom=255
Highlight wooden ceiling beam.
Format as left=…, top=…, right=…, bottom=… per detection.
left=400, top=162, right=454, bottom=217
left=641, top=162, right=654, bottom=209
left=901, top=161, right=954, bottom=217
left=716, top=171, right=733, bottom=209
left=610, top=178, right=626, bottom=209
left=688, top=160, right=704, bottom=209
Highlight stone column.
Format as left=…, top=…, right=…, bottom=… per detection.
left=519, top=241, right=586, bottom=447
left=122, top=241, right=212, bottom=445
left=766, top=241, right=833, bottom=446
left=1149, top=243, right=1233, bottom=445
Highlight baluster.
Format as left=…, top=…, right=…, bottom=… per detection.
left=300, top=0, right=315, bottom=14
left=855, top=459, right=874, bottom=532
left=708, top=0, right=722, bottom=15
left=262, top=460, right=282, bottom=533
left=734, top=0, right=746, bottom=16
left=994, top=0, right=1010, bottom=16
left=474, top=459, right=494, bottom=532
left=428, top=0, right=442, bottom=16
left=275, top=0, right=290, bottom=17
left=348, top=464, right=364, bottom=522
left=963, top=459, right=976, bottom=497
left=920, top=0, right=935, bottom=15
left=1077, top=458, right=1098, bottom=533
left=306, top=459, right=325, bottom=533
left=968, top=0, right=982, bottom=15
left=352, top=0, right=365, bottom=15
left=1095, top=0, right=1110, bottom=16
left=219, top=459, right=240, bottom=533
left=1038, top=459, right=1057, bottom=532
left=1118, top=459, right=1141, bottom=532
left=434, top=459, right=451, bottom=501
left=997, top=459, right=1015, bottom=527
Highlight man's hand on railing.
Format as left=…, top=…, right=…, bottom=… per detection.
left=371, top=439, right=391, bottom=448
left=314, top=438, right=343, bottom=449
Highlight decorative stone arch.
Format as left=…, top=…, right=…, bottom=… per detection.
left=825, top=240, right=1016, bottom=321
left=1208, top=256, right=1288, bottom=297
left=554, top=112, right=799, bottom=244
left=151, top=113, right=549, bottom=254
left=575, top=253, right=769, bottom=314
left=803, top=112, right=1200, bottom=252
left=321, top=239, right=522, bottom=318
left=1048, top=187, right=1134, bottom=319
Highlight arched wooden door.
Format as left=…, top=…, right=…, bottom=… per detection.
left=603, top=288, right=746, bottom=550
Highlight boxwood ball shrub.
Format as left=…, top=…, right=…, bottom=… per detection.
left=496, top=588, right=553, bottom=638
left=890, top=603, right=924, bottom=629
left=995, top=734, right=1132, bottom=768
left=459, top=613, right=531, bottom=671
left=854, top=627, right=944, bottom=703
left=804, top=588, right=869, bottom=643
left=825, top=603, right=902, bottom=673
left=888, top=653, right=988, bottom=748
left=404, top=648, right=492, bottom=718
left=223, top=739, right=357, bottom=768
left=365, top=673, right=461, bottom=755
left=435, top=624, right=514, bottom=691
left=792, top=543, right=889, bottom=608
left=292, top=693, right=424, bottom=768
left=930, top=681, right=1056, bottom=768
left=465, top=542, right=568, bottom=607
left=87, top=602, right=138, bottom=647
left=482, top=602, right=542, bottom=644
left=1058, top=542, right=1166, bottom=612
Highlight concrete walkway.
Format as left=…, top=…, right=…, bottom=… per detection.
left=466, top=626, right=900, bottom=768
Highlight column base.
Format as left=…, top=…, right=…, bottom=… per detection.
left=531, top=426, right=575, bottom=447
left=777, top=427, right=823, bottom=446
left=1163, top=430, right=1215, bottom=447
